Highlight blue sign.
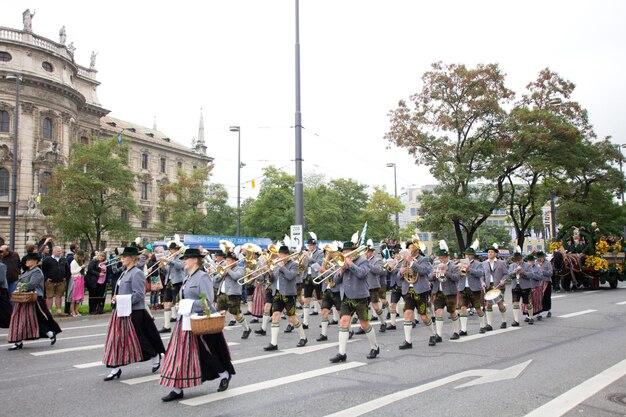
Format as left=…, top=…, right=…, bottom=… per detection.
left=182, top=235, right=273, bottom=250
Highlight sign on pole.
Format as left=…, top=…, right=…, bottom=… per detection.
left=290, top=225, right=303, bottom=251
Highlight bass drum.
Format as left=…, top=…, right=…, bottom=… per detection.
left=484, top=288, right=503, bottom=304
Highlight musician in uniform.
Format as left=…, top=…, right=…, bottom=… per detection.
left=508, top=252, right=541, bottom=326
left=359, top=239, right=387, bottom=333
left=397, top=243, right=436, bottom=349
left=482, top=244, right=509, bottom=330
left=160, top=248, right=235, bottom=401
left=457, top=243, right=488, bottom=336
left=263, top=245, right=307, bottom=350
left=429, top=241, right=461, bottom=340
left=317, top=243, right=342, bottom=341
left=215, top=252, right=251, bottom=339
left=103, top=247, right=165, bottom=381
left=301, top=234, right=324, bottom=331
left=536, top=251, right=553, bottom=319
left=386, top=250, right=403, bottom=331
left=330, top=241, right=379, bottom=362
left=159, top=242, right=184, bottom=334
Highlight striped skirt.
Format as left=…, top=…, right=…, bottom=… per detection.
left=160, top=321, right=202, bottom=389
left=522, top=286, right=544, bottom=315
left=102, top=311, right=143, bottom=367
left=251, top=282, right=265, bottom=317
left=8, top=302, right=39, bottom=342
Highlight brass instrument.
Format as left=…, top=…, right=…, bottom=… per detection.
left=313, top=245, right=367, bottom=284
left=435, top=261, right=447, bottom=283
left=297, top=251, right=310, bottom=274
left=457, top=259, right=470, bottom=276
left=103, top=255, right=121, bottom=267
left=146, top=245, right=186, bottom=279
left=383, top=257, right=398, bottom=272
left=237, top=244, right=282, bottom=285
left=402, top=243, right=421, bottom=284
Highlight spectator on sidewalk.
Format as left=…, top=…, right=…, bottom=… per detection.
left=1, top=245, right=21, bottom=294
left=41, top=246, right=71, bottom=314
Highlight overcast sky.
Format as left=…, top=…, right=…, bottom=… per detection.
left=5, top=1, right=626, bottom=205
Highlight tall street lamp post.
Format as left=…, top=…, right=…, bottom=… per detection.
left=293, top=0, right=304, bottom=229
left=229, top=126, right=242, bottom=236
left=386, top=163, right=399, bottom=233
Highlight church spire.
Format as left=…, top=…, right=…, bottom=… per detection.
left=194, top=108, right=207, bottom=155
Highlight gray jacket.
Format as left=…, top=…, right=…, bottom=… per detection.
left=165, top=258, right=185, bottom=285
left=0, top=262, right=7, bottom=290
left=508, top=262, right=541, bottom=290
left=395, top=255, right=432, bottom=295
left=180, top=268, right=216, bottom=314
left=307, top=248, right=324, bottom=279
left=17, top=266, right=44, bottom=296
left=116, top=266, right=146, bottom=310
left=429, top=260, right=459, bottom=296
left=457, top=259, right=485, bottom=292
left=334, top=256, right=370, bottom=300
left=270, top=259, right=299, bottom=296
left=365, top=254, right=385, bottom=290
left=482, top=258, right=508, bottom=288
left=215, top=265, right=244, bottom=296
left=537, top=260, right=553, bottom=283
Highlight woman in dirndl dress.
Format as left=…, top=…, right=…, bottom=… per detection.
left=7, top=253, right=62, bottom=350
left=160, top=248, right=235, bottom=402
left=102, top=246, right=165, bottom=381
left=0, top=262, right=13, bottom=328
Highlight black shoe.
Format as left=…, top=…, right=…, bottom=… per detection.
left=349, top=330, right=354, bottom=340
left=500, top=322, right=507, bottom=329
left=546, top=312, right=552, bottom=318
left=380, top=323, right=386, bottom=333
left=479, top=327, right=486, bottom=334
left=459, top=330, right=468, bottom=336
left=263, top=344, right=278, bottom=351
left=511, top=321, right=520, bottom=327
left=250, top=318, right=259, bottom=323
left=370, top=316, right=378, bottom=322
left=428, top=336, right=436, bottom=346
left=528, top=318, right=534, bottom=325
left=386, top=324, right=397, bottom=331
left=524, top=317, right=530, bottom=323
left=254, top=329, right=266, bottom=336
left=316, top=334, right=328, bottom=342
left=284, top=324, right=294, bottom=333
left=330, top=353, right=347, bottom=363
left=310, top=311, right=319, bottom=316
left=413, top=320, right=418, bottom=328
left=161, top=390, right=184, bottom=402
left=536, top=315, right=542, bottom=321
left=170, top=318, right=177, bottom=323
left=8, top=342, right=23, bottom=351
left=355, top=328, right=366, bottom=335
left=228, top=320, right=237, bottom=326
left=217, top=374, right=232, bottom=392
left=50, top=334, right=57, bottom=346
left=151, top=355, right=161, bottom=373
left=243, top=311, right=252, bottom=316
left=104, top=369, right=122, bottom=381
left=297, top=338, right=308, bottom=347
left=351, top=317, right=358, bottom=324
left=329, top=320, right=338, bottom=326
left=366, top=347, right=380, bottom=359
left=485, top=325, right=493, bottom=331
left=302, top=324, right=309, bottom=330
left=159, top=327, right=171, bottom=334
left=241, top=329, right=251, bottom=339
left=450, top=333, right=460, bottom=340
left=399, top=341, right=413, bottom=350
left=386, top=312, right=391, bottom=320
left=435, top=335, right=442, bottom=343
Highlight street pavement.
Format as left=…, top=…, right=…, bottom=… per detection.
left=1, top=284, right=626, bottom=417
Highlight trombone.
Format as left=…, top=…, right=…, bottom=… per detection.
left=312, top=245, right=367, bottom=284
left=103, top=255, right=121, bottom=267
left=145, top=245, right=186, bottom=279
left=236, top=248, right=301, bottom=285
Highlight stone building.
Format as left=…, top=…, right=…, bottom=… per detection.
left=0, top=11, right=212, bottom=253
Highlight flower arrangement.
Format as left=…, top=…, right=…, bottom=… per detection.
left=595, top=240, right=610, bottom=255
left=549, top=241, right=563, bottom=252
left=585, top=255, right=609, bottom=272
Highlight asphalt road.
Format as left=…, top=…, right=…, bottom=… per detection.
left=1, top=284, right=626, bottom=417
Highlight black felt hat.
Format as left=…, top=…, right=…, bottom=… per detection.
left=181, top=248, right=205, bottom=259
left=120, top=246, right=139, bottom=257
left=278, top=245, right=290, bottom=254
left=23, top=252, right=41, bottom=262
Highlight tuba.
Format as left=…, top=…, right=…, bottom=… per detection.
left=402, top=243, right=421, bottom=284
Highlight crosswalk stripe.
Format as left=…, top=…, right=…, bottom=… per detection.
left=74, top=361, right=104, bottom=369
left=450, top=327, right=520, bottom=342
left=616, top=301, right=626, bottom=305
left=557, top=309, right=596, bottom=318
left=180, top=361, right=366, bottom=406
left=551, top=295, right=566, bottom=299
left=31, top=339, right=238, bottom=356
left=524, top=358, right=626, bottom=417
left=0, top=333, right=107, bottom=348
left=120, top=340, right=352, bottom=384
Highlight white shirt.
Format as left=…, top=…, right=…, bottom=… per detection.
left=488, top=259, right=495, bottom=283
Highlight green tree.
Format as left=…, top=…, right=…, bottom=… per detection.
left=360, top=187, right=404, bottom=241
left=304, top=182, right=342, bottom=240
left=475, top=224, right=513, bottom=251
left=157, top=166, right=211, bottom=235
left=327, top=179, right=368, bottom=239
left=41, top=139, right=138, bottom=252
left=204, top=183, right=237, bottom=235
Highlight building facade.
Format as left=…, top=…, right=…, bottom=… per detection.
left=0, top=12, right=212, bottom=253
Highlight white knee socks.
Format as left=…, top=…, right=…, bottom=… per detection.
left=261, top=314, right=270, bottom=331
left=270, top=323, right=279, bottom=346
left=364, top=325, right=378, bottom=349
left=460, top=315, right=468, bottom=332
left=338, top=328, right=349, bottom=354
left=303, top=305, right=310, bottom=325
left=321, top=319, right=329, bottom=336
left=404, top=322, right=412, bottom=343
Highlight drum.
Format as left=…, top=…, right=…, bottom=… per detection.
left=484, top=288, right=503, bottom=304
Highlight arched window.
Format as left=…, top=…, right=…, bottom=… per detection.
left=141, top=153, right=148, bottom=169
left=0, top=111, right=9, bottom=133
left=42, top=117, right=53, bottom=139
left=39, top=171, right=52, bottom=195
left=0, top=52, right=11, bottom=62
left=0, top=168, right=9, bottom=197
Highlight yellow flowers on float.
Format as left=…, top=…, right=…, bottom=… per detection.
left=584, top=255, right=609, bottom=272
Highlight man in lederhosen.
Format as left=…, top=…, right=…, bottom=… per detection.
left=317, top=243, right=343, bottom=342
left=457, top=243, right=487, bottom=336
left=429, top=241, right=460, bottom=340
left=301, top=233, right=324, bottom=330
left=482, top=244, right=508, bottom=330
left=508, top=252, right=541, bottom=326
left=215, top=251, right=251, bottom=339
left=159, top=242, right=184, bottom=334
left=356, top=239, right=387, bottom=334
left=536, top=251, right=554, bottom=319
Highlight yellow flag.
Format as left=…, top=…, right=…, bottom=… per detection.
left=251, top=179, right=256, bottom=189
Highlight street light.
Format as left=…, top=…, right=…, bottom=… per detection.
left=5, top=74, right=22, bottom=251
left=229, top=126, right=242, bottom=236
left=386, top=163, right=399, bottom=233
left=616, top=144, right=626, bottom=205
left=293, top=0, right=304, bottom=229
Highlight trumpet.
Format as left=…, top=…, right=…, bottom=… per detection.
left=383, top=258, right=398, bottom=272
left=103, top=255, right=121, bottom=267
left=145, top=245, right=186, bottom=279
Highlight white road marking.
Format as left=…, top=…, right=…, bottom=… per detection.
left=180, top=361, right=366, bottom=406
left=0, top=333, right=107, bottom=348
left=557, top=309, right=597, bottom=318
left=120, top=340, right=352, bottom=384
left=450, top=327, right=520, bottom=342
left=74, top=361, right=104, bottom=369
left=524, top=358, right=626, bottom=417
left=551, top=295, right=566, bottom=299
left=615, top=301, right=626, bottom=305
left=31, top=339, right=237, bottom=356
